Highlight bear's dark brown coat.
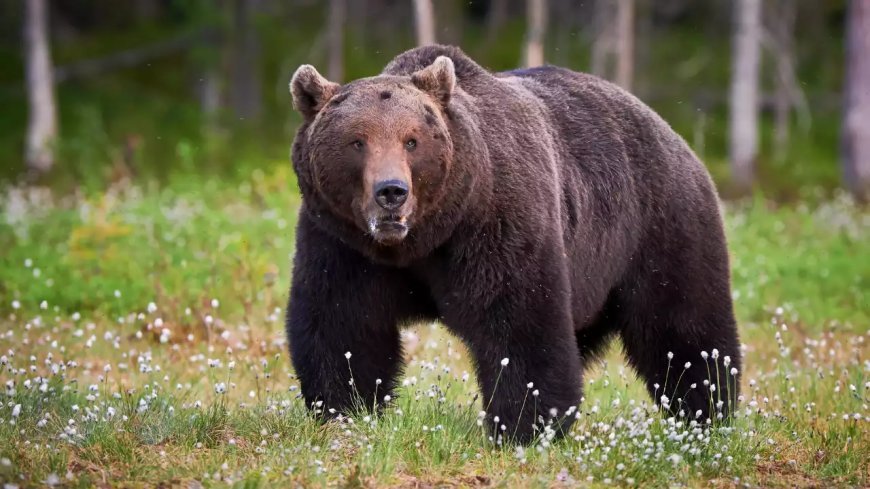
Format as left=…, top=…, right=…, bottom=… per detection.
left=287, top=45, right=741, bottom=443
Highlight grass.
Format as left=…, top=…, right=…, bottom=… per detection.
left=0, top=170, right=867, bottom=487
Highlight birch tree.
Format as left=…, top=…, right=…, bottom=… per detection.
left=843, top=0, right=870, bottom=201
left=24, top=0, right=58, bottom=174
left=615, top=0, right=634, bottom=90
left=413, top=0, right=435, bottom=46
left=591, top=0, right=634, bottom=90
left=591, top=0, right=613, bottom=77
left=229, top=0, right=262, bottom=121
left=327, top=0, right=345, bottom=82
left=524, top=0, right=547, bottom=67
left=729, top=0, right=761, bottom=193
left=770, top=0, right=796, bottom=160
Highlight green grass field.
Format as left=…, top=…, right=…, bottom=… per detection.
left=0, top=169, right=867, bottom=487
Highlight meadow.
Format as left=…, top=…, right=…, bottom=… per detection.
left=0, top=168, right=867, bottom=487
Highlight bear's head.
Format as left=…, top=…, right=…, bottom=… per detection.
left=290, top=56, right=457, bottom=248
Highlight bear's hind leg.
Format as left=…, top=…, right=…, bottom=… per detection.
left=616, top=268, right=741, bottom=422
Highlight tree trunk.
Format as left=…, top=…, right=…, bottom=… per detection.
left=327, top=0, right=345, bottom=82
left=843, top=0, right=870, bottom=201
left=634, top=0, right=653, bottom=98
left=199, top=68, right=221, bottom=123
left=615, top=0, right=634, bottom=90
left=54, top=30, right=214, bottom=83
left=524, top=0, right=547, bottom=67
left=729, top=0, right=761, bottom=194
left=486, top=0, right=509, bottom=43
left=413, top=0, right=436, bottom=46
left=770, top=0, right=796, bottom=161
left=591, top=0, right=613, bottom=77
left=24, top=0, right=58, bottom=174
left=230, top=0, right=262, bottom=121
left=693, top=110, right=707, bottom=159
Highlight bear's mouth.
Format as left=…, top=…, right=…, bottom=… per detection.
left=368, top=215, right=409, bottom=245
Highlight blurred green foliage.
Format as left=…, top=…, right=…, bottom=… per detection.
left=0, top=167, right=300, bottom=321
left=0, top=1, right=850, bottom=199
left=0, top=168, right=865, bottom=331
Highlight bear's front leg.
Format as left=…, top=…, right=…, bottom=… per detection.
left=286, top=215, right=412, bottom=416
left=455, top=261, right=583, bottom=444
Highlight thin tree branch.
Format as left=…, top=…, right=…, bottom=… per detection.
left=54, top=29, right=217, bottom=83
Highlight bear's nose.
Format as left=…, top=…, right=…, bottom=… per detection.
left=374, top=179, right=409, bottom=210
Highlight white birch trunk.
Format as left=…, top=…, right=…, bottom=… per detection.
left=524, top=0, right=547, bottom=67
left=615, top=0, right=634, bottom=90
left=843, top=0, right=870, bottom=201
left=413, top=0, right=436, bottom=47
left=729, top=0, right=762, bottom=192
left=24, top=0, right=58, bottom=174
left=327, top=0, right=345, bottom=82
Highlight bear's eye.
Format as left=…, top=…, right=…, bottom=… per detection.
left=405, top=139, right=417, bottom=151
left=351, top=140, right=364, bottom=151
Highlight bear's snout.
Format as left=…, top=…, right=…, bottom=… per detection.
left=366, top=177, right=412, bottom=245
left=374, top=179, right=409, bottom=210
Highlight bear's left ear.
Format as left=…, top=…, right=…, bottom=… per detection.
left=411, top=56, right=455, bottom=107
left=290, top=64, right=340, bottom=120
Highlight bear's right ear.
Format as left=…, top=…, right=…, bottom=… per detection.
left=290, top=64, right=340, bottom=120
left=411, top=56, right=456, bottom=107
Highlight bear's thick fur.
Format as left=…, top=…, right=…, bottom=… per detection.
left=287, top=45, right=741, bottom=443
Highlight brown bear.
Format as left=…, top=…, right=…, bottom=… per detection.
left=286, top=45, right=741, bottom=443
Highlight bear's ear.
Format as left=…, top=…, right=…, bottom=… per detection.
left=411, top=56, right=455, bottom=107
left=290, top=64, right=340, bottom=120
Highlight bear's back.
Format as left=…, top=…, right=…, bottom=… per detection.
left=500, top=62, right=714, bottom=217
left=384, top=46, right=717, bottom=266
left=386, top=46, right=702, bottom=187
